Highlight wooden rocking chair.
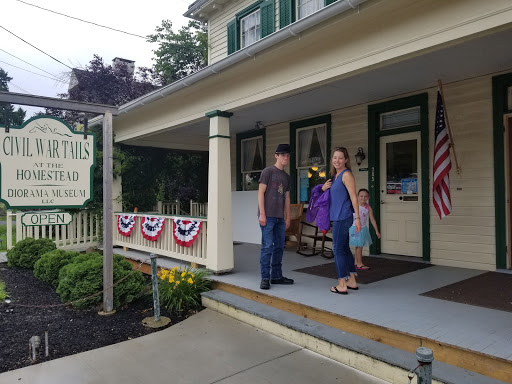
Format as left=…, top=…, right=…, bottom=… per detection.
left=285, top=204, right=304, bottom=250
left=297, top=220, right=333, bottom=258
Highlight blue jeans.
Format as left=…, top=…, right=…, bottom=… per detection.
left=260, top=217, right=285, bottom=280
left=332, top=217, right=357, bottom=280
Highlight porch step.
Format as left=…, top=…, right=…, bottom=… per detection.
left=202, top=289, right=508, bottom=384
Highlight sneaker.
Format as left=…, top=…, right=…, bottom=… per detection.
left=260, top=279, right=270, bottom=290
left=270, top=277, right=294, bottom=285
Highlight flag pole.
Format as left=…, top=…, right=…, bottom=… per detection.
left=437, top=79, right=461, bottom=174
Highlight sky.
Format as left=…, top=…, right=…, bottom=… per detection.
left=1, top=0, right=195, bottom=117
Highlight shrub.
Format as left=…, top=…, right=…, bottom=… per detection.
left=158, top=266, right=211, bottom=313
left=7, top=238, right=57, bottom=269
left=57, top=253, right=146, bottom=309
left=34, top=249, right=80, bottom=287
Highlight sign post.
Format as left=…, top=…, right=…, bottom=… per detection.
left=0, top=92, right=118, bottom=315
left=103, top=112, right=114, bottom=313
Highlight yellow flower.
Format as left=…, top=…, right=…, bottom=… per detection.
left=181, top=271, right=186, bottom=278
left=175, top=280, right=180, bottom=285
left=191, top=274, right=195, bottom=278
left=169, top=277, right=174, bottom=283
left=187, top=278, right=194, bottom=284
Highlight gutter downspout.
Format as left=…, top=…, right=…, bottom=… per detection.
left=90, top=0, right=367, bottom=127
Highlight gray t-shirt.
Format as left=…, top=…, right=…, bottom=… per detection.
left=258, top=165, right=290, bottom=219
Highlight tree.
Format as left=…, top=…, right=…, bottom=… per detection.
left=147, top=20, right=208, bottom=85
left=42, top=55, right=207, bottom=214
left=42, top=55, right=159, bottom=212
left=0, top=68, right=27, bottom=127
left=44, top=55, right=157, bottom=127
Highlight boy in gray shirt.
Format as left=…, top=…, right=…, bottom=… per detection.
left=258, top=144, right=294, bottom=290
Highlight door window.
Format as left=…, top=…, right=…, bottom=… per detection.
left=385, top=139, right=417, bottom=195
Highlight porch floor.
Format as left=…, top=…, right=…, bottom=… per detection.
left=117, top=243, right=512, bottom=363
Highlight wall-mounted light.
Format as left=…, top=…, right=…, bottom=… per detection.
left=355, top=147, right=366, bottom=166
left=255, top=121, right=265, bottom=130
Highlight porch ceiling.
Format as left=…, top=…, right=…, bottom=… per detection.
left=121, top=26, right=512, bottom=151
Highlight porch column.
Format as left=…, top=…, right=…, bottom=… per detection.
left=205, top=110, right=234, bottom=273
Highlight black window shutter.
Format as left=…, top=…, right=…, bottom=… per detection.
left=227, top=19, right=237, bottom=55
left=260, top=0, right=275, bottom=38
left=279, top=0, right=293, bottom=28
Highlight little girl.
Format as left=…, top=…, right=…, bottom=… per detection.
left=349, top=188, right=380, bottom=270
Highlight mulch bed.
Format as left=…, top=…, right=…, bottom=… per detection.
left=421, top=271, right=512, bottom=313
left=294, top=256, right=432, bottom=284
left=0, top=263, right=200, bottom=374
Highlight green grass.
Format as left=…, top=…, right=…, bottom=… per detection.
left=0, top=280, right=7, bottom=301
left=0, top=224, right=16, bottom=251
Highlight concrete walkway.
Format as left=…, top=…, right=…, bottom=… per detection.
left=0, top=309, right=388, bottom=384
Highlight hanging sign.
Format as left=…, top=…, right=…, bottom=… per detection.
left=21, top=211, right=73, bottom=226
left=0, top=116, right=96, bottom=209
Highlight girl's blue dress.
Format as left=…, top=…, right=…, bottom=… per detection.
left=349, top=203, right=373, bottom=247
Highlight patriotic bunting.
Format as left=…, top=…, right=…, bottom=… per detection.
left=172, top=219, right=201, bottom=247
left=141, top=216, right=165, bottom=241
left=118, top=215, right=136, bottom=237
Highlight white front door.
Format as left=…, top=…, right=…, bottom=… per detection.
left=379, top=132, right=422, bottom=257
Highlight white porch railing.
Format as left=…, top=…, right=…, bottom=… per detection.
left=113, top=213, right=208, bottom=268
left=157, top=201, right=181, bottom=215
left=7, top=210, right=100, bottom=250
left=190, top=200, right=208, bottom=217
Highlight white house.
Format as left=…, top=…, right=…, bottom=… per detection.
left=107, top=0, right=512, bottom=273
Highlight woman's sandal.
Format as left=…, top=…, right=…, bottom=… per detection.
left=330, top=286, right=348, bottom=295
left=356, top=265, right=370, bottom=271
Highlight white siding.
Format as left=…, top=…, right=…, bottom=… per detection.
left=209, top=0, right=279, bottom=65
left=229, top=74, right=498, bottom=270
left=428, top=75, right=495, bottom=270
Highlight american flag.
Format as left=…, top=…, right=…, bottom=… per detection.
left=433, top=89, right=452, bottom=219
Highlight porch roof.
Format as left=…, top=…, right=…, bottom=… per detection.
left=103, top=1, right=512, bottom=152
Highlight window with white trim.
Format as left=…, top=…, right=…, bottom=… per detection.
left=241, top=9, right=261, bottom=48
left=296, top=124, right=327, bottom=203
left=227, top=0, right=275, bottom=55
left=297, top=0, right=323, bottom=19
left=241, top=136, right=264, bottom=191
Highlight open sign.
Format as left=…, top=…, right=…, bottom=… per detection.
left=21, top=211, right=73, bottom=226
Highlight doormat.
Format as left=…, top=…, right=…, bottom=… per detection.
left=420, top=272, right=512, bottom=313
left=294, top=256, right=432, bottom=284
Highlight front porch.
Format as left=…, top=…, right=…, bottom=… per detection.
left=119, top=243, right=512, bottom=383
